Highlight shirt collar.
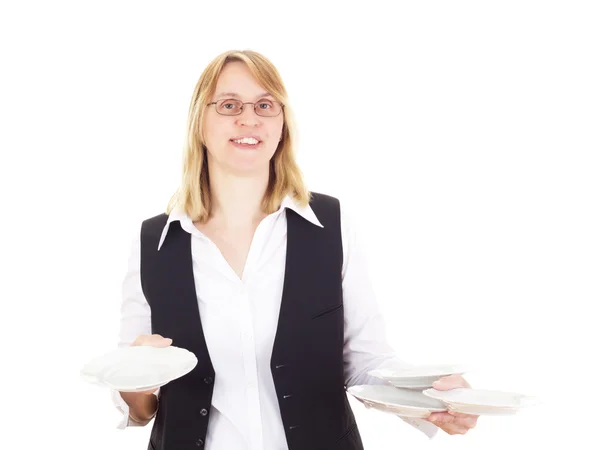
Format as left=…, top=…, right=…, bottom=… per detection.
left=157, top=194, right=323, bottom=251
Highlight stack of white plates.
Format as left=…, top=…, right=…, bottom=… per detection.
left=422, top=388, right=540, bottom=415
left=80, top=345, right=198, bottom=392
left=347, top=385, right=448, bottom=418
left=368, top=364, right=470, bottom=389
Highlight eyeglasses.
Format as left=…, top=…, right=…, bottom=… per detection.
left=207, top=98, right=284, bottom=117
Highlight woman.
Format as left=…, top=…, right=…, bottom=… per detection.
left=113, top=49, right=478, bottom=450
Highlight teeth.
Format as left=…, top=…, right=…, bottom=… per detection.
left=233, top=137, right=259, bottom=145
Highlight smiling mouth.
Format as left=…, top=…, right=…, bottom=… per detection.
left=230, top=137, right=262, bottom=149
left=230, top=137, right=261, bottom=145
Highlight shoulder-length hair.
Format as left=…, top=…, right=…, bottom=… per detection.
left=166, top=49, right=311, bottom=222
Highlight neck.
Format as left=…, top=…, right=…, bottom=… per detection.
left=207, top=165, right=270, bottom=230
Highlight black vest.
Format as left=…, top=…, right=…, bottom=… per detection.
left=140, top=192, right=364, bottom=450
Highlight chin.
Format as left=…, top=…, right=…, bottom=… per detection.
left=225, top=159, right=270, bottom=177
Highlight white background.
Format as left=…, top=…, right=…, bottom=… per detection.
left=2, top=1, right=599, bottom=449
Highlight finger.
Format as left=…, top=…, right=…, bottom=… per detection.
left=438, top=423, right=472, bottom=435
left=425, top=412, right=456, bottom=426
left=447, top=412, right=478, bottom=429
left=434, top=373, right=468, bottom=386
left=132, top=334, right=172, bottom=347
left=150, top=335, right=173, bottom=347
left=432, top=374, right=471, bottom=390
left=426, top=411, right=478, bottom=434
left=131, top=334, right=149, bottom=346
left=447, top=409, right=479, bottom=421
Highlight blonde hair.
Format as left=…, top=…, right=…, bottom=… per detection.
left=166, top=49, right=311, bottom=223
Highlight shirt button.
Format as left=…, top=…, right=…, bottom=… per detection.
left=203, top=376, right=213, bottom=385
left=200, top=408, right=208, bottom=416
left=196, top=438, right=204, bottom=446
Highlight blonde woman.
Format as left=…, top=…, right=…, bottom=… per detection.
left=113, top=50, right=478, bottom=450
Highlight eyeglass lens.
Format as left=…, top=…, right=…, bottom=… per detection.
left=216, top=99, right=281, bottom=116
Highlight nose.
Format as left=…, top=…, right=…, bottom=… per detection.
left=235, top=104, right=261, bottom=127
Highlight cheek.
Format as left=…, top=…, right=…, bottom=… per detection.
left=268, top=119, right=284, bottom=139
left=203, top=117, right=230, bottom=145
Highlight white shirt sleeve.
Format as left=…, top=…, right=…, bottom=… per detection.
left=340, top=201, right=439, bottom=439
left=112, top=231, right=158, bottom=429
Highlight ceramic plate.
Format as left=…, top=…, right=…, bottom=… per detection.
left=368, top=364, right=469, bottom=380
left=388, top=382, right=436, bottom=390
left=347, top=385, right=447, bottom=418
left=446, top=403, right=519, bottom=416
left=368, top=364, right=469, bottom=389
left=422, top=388, right=539, bottom=409
left=81, top=345, right=198, bottom=392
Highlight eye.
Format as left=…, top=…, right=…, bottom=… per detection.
left=216, top=99, right=242, bottom=115
left=257, top=99, right=274, bottom=109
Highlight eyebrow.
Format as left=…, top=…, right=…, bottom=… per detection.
left=214, top=92, right=274, bottom=100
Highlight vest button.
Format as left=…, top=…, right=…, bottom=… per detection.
left=200, top=408, right=208, bottom=416
left=196, top=438, right=204, bottom=446
left=204, top=376, right=213, bottom=384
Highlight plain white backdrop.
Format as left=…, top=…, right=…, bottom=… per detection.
left=2, top=1, right=599, bottom=449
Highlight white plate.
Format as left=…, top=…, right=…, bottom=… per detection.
left=446, top=403, right=519, bottom=416
left=368, top=364, right=469, bottom=380
left=388, top=375, right=439, bottom=384
left=422, top=388, right=539, bottom=409
left=347, top=385, right=447, bottom=418
left=80, top=345, right=198, bottom=392
left=388, top=383, right=433, bottom=390
left=387, top=377, right=441, bottom=389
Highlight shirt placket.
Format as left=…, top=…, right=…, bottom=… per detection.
left=238, top=282, right=263, bottom=450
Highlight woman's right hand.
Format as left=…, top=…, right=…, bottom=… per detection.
left=126, top=333, right=173, bottom=396
left=131, top=333, right=173, bottom=348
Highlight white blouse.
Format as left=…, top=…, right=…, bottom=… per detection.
left=111, top=194, right=438, bottom=449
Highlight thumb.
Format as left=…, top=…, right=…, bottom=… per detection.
left=432, top=374, right=469, bottom=390
left=151, top=335, right=173, bottom=347
left=132, top=334, right=173, bottom=347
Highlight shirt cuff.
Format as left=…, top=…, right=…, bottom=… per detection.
left=399, top=416, right=439, bottom=439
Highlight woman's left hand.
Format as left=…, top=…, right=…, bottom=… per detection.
left=423, top=374, right=479, bottom=435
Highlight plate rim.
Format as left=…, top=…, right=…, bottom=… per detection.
left=347, top=385, right=447, bottom=413
left=368, top=364, right=470, bottom=380
left=422, top=388, right=538, bottom=408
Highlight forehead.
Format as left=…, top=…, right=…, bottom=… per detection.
left=214, top=61, right=273, bottom=99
